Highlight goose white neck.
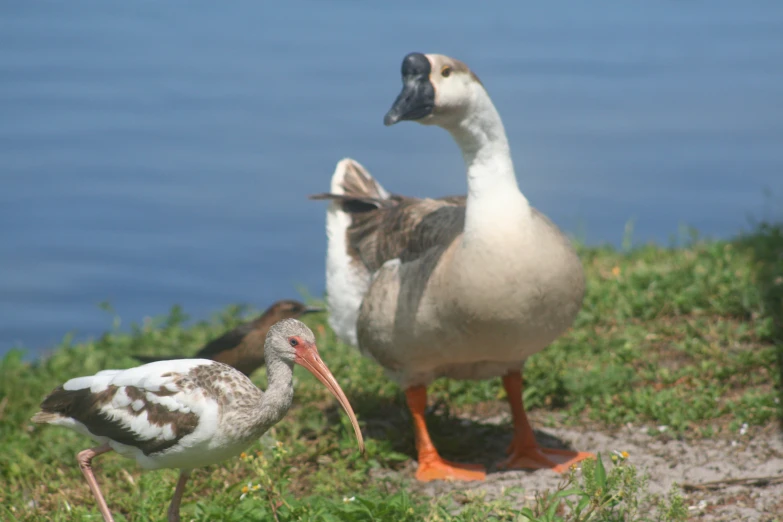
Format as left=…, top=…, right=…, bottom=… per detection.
left=444, top=85, right=529, bottom=236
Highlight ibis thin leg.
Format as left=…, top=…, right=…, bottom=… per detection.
left=167, top=469, right=191, bottom=522
left=76, top=444, right=114, bottom=522
left=168, top=469, right=190, bottom=522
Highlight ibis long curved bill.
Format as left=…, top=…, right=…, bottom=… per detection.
left=294, top=343, right=365, bottom=453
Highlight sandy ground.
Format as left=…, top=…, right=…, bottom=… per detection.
left=374, top=414, right=783, bottom=521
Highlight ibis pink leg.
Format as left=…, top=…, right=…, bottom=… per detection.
left=497, top=371, right=593, bottom=473
left=405, top=385, right=486, bottom=482
left=167, top=470, right=191, bottom=522
left=76, top=444, right=115, bottom=522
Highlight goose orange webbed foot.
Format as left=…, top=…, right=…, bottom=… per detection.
left=498, top=371, right=595, bottom=473
left=415, top=454, right=486, bottom=482
left=498, top=442, right=593, bottom=474
left=404, top=385, right=487, bottom=482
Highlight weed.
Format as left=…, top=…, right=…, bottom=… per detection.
left=517, top=453, right=687, bottom=522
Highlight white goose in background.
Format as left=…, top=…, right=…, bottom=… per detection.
left=312, top=52, right=592, bottom=482
left=32, top=319, right=364, bottom=522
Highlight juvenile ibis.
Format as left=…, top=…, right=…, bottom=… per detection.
left=311, top=53, right=593, bottom=482
left=133, top=300, right=323, bottom=376
left=32, top=319, right=364, bottom=522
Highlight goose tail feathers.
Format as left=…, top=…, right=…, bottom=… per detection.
left=311, top=158, right=387, bottom=346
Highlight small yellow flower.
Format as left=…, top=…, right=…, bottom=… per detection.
left=611, top=266, right=621, bottom=277
left=240, top=452, right=248, bottom=460
left=611, top=450, right=629, bottom=461
left=239, top=482, right=255, bottom=500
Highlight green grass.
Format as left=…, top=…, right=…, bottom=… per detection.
left=1, top=223, right=781, bottom=521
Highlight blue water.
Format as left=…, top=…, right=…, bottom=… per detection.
left=2, top=1, right=782, bottom=357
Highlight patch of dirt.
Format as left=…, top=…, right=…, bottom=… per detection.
left=376, top=413, right=783, bottom=521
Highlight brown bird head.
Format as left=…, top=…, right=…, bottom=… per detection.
left=265, top=300, right=325, bottom=320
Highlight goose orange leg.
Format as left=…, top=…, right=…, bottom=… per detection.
left=498, top=370, right=593, bottom=473
left=405, top=385, right=486, bottom=482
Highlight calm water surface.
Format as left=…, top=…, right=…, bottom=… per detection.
left=2, top=1, right=782, bottom=357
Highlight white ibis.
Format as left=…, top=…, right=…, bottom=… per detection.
left=133, top=300, right=324, bottom=376
left=32, top=319, right=364, bottom=522
left=311, top=53, right=593, bottom=482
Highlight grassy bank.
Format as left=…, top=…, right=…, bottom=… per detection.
left=1, top=224, right=781, bottom=521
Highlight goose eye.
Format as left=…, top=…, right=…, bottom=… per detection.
left=441, top=66, right=452, bottom=78
left=289, top=338, right=299, bottom=347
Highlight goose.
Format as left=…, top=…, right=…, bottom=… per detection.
left=133, top=300, right=323, bottom=376
left=31, top=319, right=364, bottom=522
left=311, top=52, right=591, bottom=482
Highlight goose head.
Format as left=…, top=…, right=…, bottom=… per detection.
left=384, top=52, right=484, bottom=128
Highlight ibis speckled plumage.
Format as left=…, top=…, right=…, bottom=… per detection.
left=32, top=319, right=364, bottom=522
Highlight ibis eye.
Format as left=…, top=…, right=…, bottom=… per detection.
left=441, top=66, right=452, bottom=78
left=289, top=338, right=299, bottom=347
